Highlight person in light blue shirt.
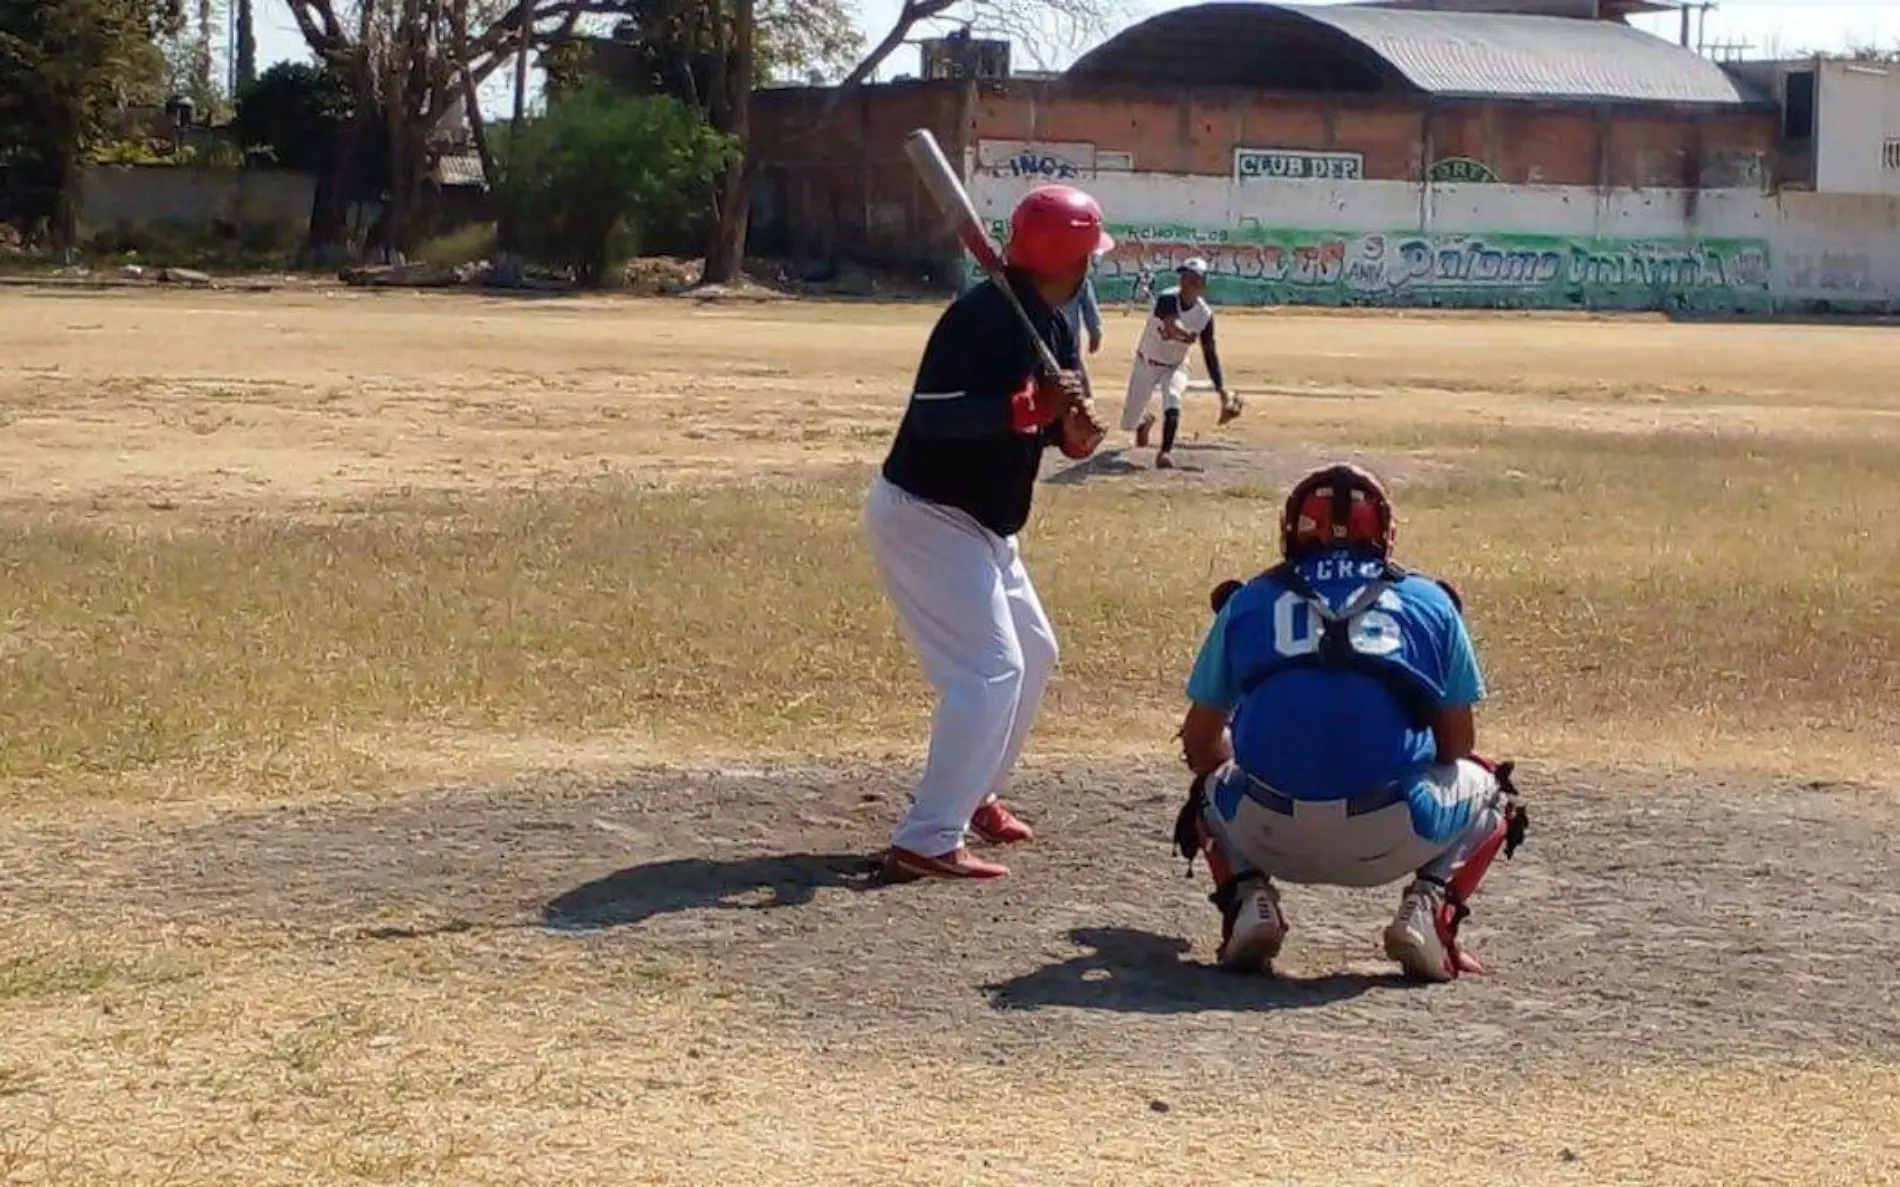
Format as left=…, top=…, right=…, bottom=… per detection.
left=1171, top=463, right=1526, bottom=984
left=1059, top=267, right=1103, bottom=357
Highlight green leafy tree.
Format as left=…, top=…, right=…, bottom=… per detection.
left=232, top=59, right=390, bottom=257
left=493, top=78, right=736, bottom=285
left=0, top=0, right=181, bottom=244
left=756, top=0, right=858, bottom=82
left=232, top=60, right=352, bottom=173
left=567, top=0, right=860, bottom=100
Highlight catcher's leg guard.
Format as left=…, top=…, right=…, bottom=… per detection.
left=1429, top=758, right=1530, bottom=978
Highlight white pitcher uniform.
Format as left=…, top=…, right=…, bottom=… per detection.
left=1119, top=287, right=1219, bottom=431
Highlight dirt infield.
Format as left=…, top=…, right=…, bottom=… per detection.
left=5, top=285, right=1900, bottom=1184
left=8, top=759, right=1896, bottom=1077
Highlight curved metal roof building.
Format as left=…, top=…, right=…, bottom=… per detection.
left=1064, top=3, right=1766, bottom=106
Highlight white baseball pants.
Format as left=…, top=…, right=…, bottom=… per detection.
left=1120, top=356, right=1190, bottom=431
left=1203, top=759, right=1505, bottom=888
left=861, top=475, right=1058, bottom=857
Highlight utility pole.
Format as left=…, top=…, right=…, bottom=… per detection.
left=514, top=4, right=531, bottom=131
left=234, top=0, right=256, bottom=93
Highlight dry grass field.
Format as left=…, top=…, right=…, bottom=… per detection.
left=2, top=283, right=1898, bottom=1185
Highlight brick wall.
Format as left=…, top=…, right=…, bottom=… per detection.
left=748, top=78, right=1782, bottom=273
left=749, top=81, right=970, bottom=276
left=974, top=82, right=1778, bottom=188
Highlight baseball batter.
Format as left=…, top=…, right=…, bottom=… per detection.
left=1171, top=464, right=1528, bottom=982
left=862, top=184, right=1112, bottom=882
left=1119, top=257, right=1240, bottom=468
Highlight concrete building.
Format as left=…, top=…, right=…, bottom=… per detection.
left=748, top=1, right=1900, bottom=311
left=1725, top=56, right=1900, bottom=197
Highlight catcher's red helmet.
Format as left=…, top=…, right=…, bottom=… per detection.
left=1280, top=463, right=1396, bottom=559
left=1006, top=185, right=1114, bottom=277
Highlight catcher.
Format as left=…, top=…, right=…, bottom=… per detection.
left=1119, top=257, right=1242, bottom=469
left=1171, top=463, right=1527, bottom=982
left=864, top=183, right=1111, bottom=881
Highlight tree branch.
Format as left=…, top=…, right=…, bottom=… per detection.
left=789, top=0, right=953, bottom=134
left=448, top=0, right=497, bottom=186
left=283, top=0, right=345, bottom=61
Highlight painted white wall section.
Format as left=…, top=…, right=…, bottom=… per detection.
left=970, top=170, right=1900, bottom=312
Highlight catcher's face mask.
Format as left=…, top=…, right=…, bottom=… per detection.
left=1280, top=463, right=1396, bottom=560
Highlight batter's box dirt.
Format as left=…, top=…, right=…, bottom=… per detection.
left=1044, top=442, right=1452, bottom=490
left=7, top=761, right=1897, bottom=1081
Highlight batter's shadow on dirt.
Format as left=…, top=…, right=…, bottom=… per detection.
left=1044, top=443, right=1237, bottom=484
left=1044, top=447, right=1148, bottom=484
left=539, top=852, right=887, bottom=932
left=983, top=927, right=1414, bottom=1015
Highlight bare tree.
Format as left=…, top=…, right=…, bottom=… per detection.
left=282, top=0, right=582, bottom=256
left=834, top=0, right=1115, bottom=104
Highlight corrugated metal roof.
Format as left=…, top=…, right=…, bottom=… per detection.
left=1064, top=2, right=1766, bottom=106
left=1306, top=4, right=1758, bottom=102
left=433, top=152, right=487, bottom=188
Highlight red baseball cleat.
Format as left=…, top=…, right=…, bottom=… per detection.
left=881, top=846, right=1009, bottom=882
left=970, top=798, right=1034, bottom=845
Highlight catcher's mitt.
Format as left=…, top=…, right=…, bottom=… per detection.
left=1217, top=388, right=1244, bottom=425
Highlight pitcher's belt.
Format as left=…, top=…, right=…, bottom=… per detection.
left=1241, top=769, right=1408, bottom=818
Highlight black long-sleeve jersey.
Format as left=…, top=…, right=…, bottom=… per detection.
left=880, top=270, right=1081, bottom=538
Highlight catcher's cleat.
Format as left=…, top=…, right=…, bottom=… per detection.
left=1216, top=877, right=1287, bottom=973
left=1383, top=879, right=1456, bottom=983
left=970, top=798, right=1034, bottom=845
left=881, top=846, right=1008, bottom=882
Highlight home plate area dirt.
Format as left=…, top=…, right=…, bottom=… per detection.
left=20, top=760, right=1900, bottom=1079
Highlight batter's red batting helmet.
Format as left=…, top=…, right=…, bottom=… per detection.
left=1006, top=185, right=1114, bottom=277
left=1280, top=463, right=1397, bottom=560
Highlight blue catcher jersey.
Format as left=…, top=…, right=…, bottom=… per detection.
left=1185, top=549, right=1485, bottom=801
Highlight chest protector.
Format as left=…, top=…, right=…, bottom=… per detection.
left=1233, top=558, right=1441, bottom=731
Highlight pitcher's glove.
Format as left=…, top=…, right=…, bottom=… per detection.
left=1217, top=388, right=1244, bottom=425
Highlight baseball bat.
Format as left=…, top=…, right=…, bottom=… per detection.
left=903, top=128, right=1063, bottom=378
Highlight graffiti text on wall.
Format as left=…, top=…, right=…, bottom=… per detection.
left=1234, top=148, right=1364, bottom=182
left=982, top=222, right=1773, bottom=311
left=1783, top=249, right=1873, bottom=294
left=1426, top=157, right=1498, bottom=183
left=976, top=139, right=1096, bottom=180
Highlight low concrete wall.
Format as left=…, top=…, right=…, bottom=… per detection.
left=77, top=165, right=315, bottom=236
left=971, top=170, right=1900, bottom=314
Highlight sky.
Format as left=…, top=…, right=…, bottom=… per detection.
left=244, top=0, right=1897, bottom=115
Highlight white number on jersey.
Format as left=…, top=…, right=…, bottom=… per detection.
left=1270, top=587, right=1405, bottom=659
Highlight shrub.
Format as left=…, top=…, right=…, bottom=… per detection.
left=493, top=81, right=736, bottom=286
